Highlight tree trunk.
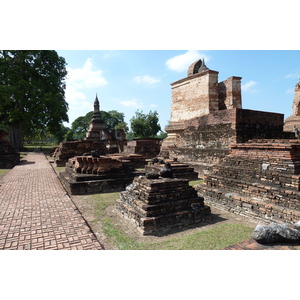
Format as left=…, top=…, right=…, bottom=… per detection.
left=8, top=122, right=23, bottom=151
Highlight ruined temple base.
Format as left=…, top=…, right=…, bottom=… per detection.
left=116, top=176, right=211, bottom=235
left=59, top=159, right=141, bottom=195
left=196, top=140, right=300, bottom=225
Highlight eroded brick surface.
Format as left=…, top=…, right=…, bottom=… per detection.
left=0, top=153, right=102, bottom=250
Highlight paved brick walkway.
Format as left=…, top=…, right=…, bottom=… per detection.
left=0, top=153, right=103, bottom=250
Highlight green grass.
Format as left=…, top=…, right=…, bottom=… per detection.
left=55, top=166, right=66, bottom=173
left=23, top=143, right=58, bottom=154
left=87, top=192, right=254, bottom=250
left=0, top=169, right=10, bottom=178
left=143, top=224, right=253, bottom=250
left=189, top=179, right=203, bottom=187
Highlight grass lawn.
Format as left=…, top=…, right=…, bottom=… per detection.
left=0, top=169, right=10, bottom=178
left=75, top=191, right=254, bottom=250
left=189, top=179, right=203, bottom=187
left=23, top=143, right=58, bottom=154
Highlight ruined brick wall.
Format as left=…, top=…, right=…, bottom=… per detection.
left=162, top=109, right=291, bottom=176
left=123, top=138, right=161, bottom=159
left=218, top=77, right=242, bottom=110
left=170, top=70, right=219, bottom=122
left=197, top=140, right=300, bottom=224
left=235, top=109, right=291, bottom=142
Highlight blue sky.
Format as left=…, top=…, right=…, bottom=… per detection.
left=57, top=50, right=300, bottom=131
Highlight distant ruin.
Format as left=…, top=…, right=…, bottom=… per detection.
left=0, top=130, right=20, bottom=168
left=284, top=80, right=300, bottom=132
left=54, top=95, right=127, bottom=167
left=161, top=59, right=292, bottom=176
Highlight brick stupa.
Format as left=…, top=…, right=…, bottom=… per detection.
left=116, top=175, right=211, bottom=235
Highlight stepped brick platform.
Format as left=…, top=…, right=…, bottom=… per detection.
left=145, top=161, right=199, bottom=180
left=196, top=139, right=300, bottom=225
left=59, top=156, right=141, bottom=195
left=116, top=176, right=211, bottom=235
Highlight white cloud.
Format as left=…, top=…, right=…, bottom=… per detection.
left=241, top=80, right=257, bottom=92
left=286, top=88, right=294, bottom=94
left=119, top=100, right=143, bottom=108
left=285, top=73, right=300, bottom=79
left=134, top=75, right=160, bottom=85
left=64, top=58, right=108, bottom=124
left=150, top=104, right=158, bottom=108
left=67, top=58, right=108, bottom=88
left=165, top=50, right=210, bottom=72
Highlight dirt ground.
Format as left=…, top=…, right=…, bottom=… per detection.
left=72, top=193, right=265, bottom=250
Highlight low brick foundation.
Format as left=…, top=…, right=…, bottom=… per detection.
left=59, top=156, right=141, bottom=195
left=196, top=140, right=300, bottom=224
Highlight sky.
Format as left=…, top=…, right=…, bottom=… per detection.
left=57, top=50, right=300, bottom=131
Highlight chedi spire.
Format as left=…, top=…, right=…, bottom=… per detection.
left=93, top=94, right=101, bottom=120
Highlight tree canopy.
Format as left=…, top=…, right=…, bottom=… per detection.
left=129, top=110, right=161, bottom=139
left=0, top=50, right=68, bottom=149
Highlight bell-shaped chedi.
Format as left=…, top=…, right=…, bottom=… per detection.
left=284, top=80, right=300, bottom=134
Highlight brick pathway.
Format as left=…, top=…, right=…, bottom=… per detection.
left=0, top=153, right=103, bottom=250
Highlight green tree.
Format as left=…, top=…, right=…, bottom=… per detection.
left=53, top=124, right=70, bottom=143
left=71, top=111, right=93, bottom=140
left=130, top=110, right=161, bottom=139
left=0, top=50, right=68, bottom=150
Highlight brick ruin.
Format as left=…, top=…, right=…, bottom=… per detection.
left=161, top=59, right=292, bottom=176
left=59, top=155, right=142, bottom=195
left=54, top=96, right=163, bottom=168
left=196, top=140, right=300, bottom=224
left=54, top=95, right=127, bottom=167
left=284, top=80, right=300, bottom=132
left=116, top=175, right=211, bottom=235
left=0, top=130, right=20, bottom=169
left=123, top=138, right=161, bottom=159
